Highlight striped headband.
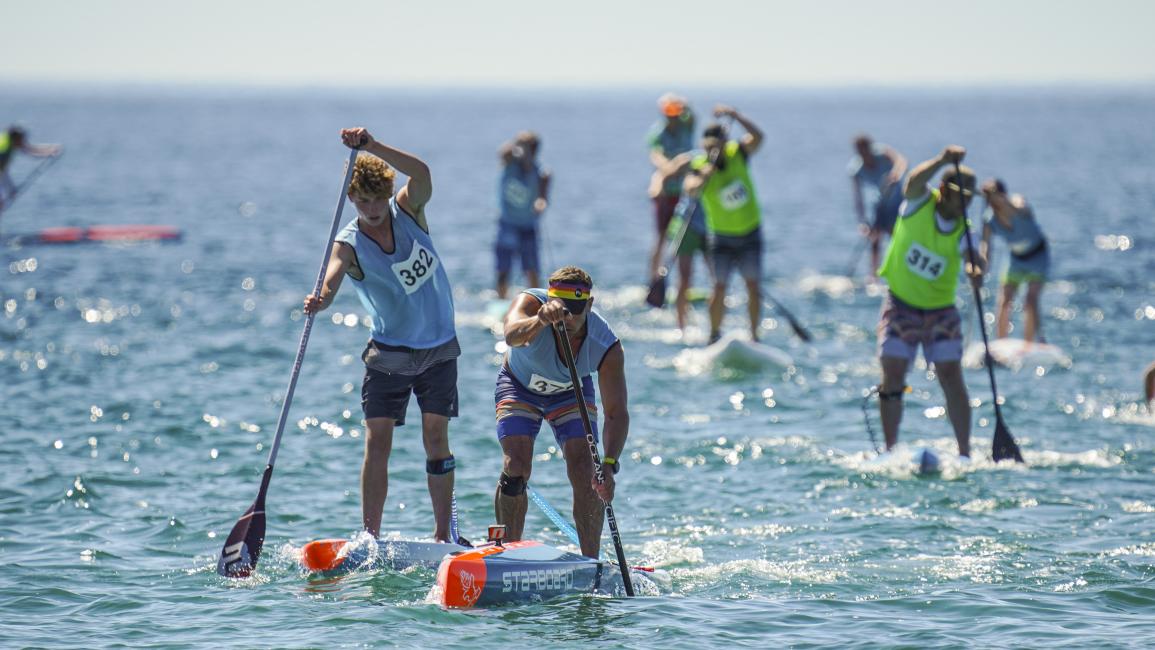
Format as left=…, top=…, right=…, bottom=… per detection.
left=547, top=281, right=592, bottom=301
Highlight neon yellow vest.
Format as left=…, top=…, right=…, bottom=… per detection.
left=878, top=188, right=965, bottom=309
left=692, top=141, right=760, bottom=236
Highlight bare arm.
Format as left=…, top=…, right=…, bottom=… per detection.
left=716, top=105, right=763, bottom=155
left=904, top=145, right=964, bottom=199
left=596, top=343, right=629, bottom=462
left=341, top=127, right=433, bottom=214
left=852, top=177, right=866, bottom=224
left=498, top=141, right=518, bottom=166
left=534, top=170, right=551, bottom=214
left=303, top=242, right=354, bottom=314
left=503, top=293, right=556, bottom=347
left=887, top=147, right=909, bottom=182
left=979, top=221, right=993, bottom=262
left=650, top=147, right=673, bottom=169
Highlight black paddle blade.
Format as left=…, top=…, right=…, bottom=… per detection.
left=787, top=317, right=813, bottom=343
left=216, top=499, right=266, bottom=578
left=992, top=416, right=1024, bottom=463
left=644, top=272, right=668, bottom=309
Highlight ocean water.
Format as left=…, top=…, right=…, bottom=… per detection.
left=1, top=85, right=1153, bottom=648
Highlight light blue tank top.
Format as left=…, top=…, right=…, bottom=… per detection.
left=499, top=162, right=543, bottom=228
left=985, top=205, right=1047, bottom=257
left=507, top=288, right=619, bottom=396
left=334, top=197, right=456, bottom=349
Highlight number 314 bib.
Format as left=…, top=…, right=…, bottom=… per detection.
left=391, top=242, right=440, bottom=295
left=904, top=242, right=947, bottom=281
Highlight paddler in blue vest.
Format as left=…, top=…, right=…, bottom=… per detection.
left=849, top=134, right=908, bottom=278
left=979, top=178, right=1051, bottom=343
left=0, top=126, right=62, bottom=215
left=494, top=266, right=630, bottom=558
left=304, top=127, right=461, bottom=542
left=683, top=106, right=765, bottom=344
left=495, top=131, right=551, bottom=299
left=877, top=145, right=986, bottom=457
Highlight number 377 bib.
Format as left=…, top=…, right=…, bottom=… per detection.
left=391, top=242, right=440, bottom=295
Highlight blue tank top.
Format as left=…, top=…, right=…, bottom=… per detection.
left=985, top=204, right=1047, bottom=258
left=499, top=162, right=543, bottom=228
left=334, top=197, right=456, bottom=349
left=507, top=288, right=619, bottom=396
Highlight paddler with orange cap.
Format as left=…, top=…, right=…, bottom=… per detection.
left=646, top=93, right=696, bottom=282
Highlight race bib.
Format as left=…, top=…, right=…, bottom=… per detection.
left=391, top=242, right=440, bottom=295
left=904, top=242, right=947, bottom=281
left=719, top=180, right=750, bottom=210
left=503, top=179, right=531, bottom=209
left=527, top=373, right=572, bottom=396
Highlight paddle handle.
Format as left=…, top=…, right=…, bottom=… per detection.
left=551, top=322, right=635, bottom=596
left=265, top=148, right=358, bottom=468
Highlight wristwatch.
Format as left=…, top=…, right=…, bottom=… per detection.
left=602, top=456, right=620, bottom=474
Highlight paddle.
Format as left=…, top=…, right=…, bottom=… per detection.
left=645, top=198, right=698, bottom=308
left=645, top=117, right=732, bottom=309
left=955, top=161, right=1024, bottom=463
left=762, top=290, right=813, bottom=343
left=527, top=484, right=588, bottom=553
left=550, top=320, right=635, bottom=596
left=0, top=153, right=61, bottom=226
left=216, top=148, right=359, bottom=578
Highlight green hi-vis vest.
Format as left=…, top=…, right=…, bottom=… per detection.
left=692, top=140, right=761, bottom=237
left=878, top=188, right=966, bottom=309
left=0, top=132, right=11, bottom=167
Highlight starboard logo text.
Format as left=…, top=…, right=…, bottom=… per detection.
left=502, top=568, right=575, bottom=592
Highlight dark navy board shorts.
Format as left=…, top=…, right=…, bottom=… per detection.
left=362, top=358, right=459, bottom=425
left=495, top=222, right=540, bottom=275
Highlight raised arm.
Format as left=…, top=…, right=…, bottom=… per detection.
left=341, top=127, right=433, bottom=214
left=715, top=105, right=763, bottom=155
left=904, top=145, right=965, bottom=199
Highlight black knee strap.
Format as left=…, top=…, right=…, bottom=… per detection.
left=499, top=472, right=526, bottom=497
left=878, top=386, right=907, bottom=402
left=426, top=456, right=456, bottom=475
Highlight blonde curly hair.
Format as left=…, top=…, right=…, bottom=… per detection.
left=348, top=153, right=396, bottom=200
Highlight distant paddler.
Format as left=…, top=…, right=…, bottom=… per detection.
left=683, top=106, right=765, bottom=344
left=877, top=145, right=987, bottom=457
left=494, top=266, right=630, bottom=558
left=0, top=125, right=62, bottom=215
left=849, top=134, right=908, bottom=278
left=495, top=131, right=551, bottom=299
left=666, top=195, right=709, bottom=333
left=303, top=127, right=462, bottom=542
left=979, top=178, right=1051, bottom=343
left=646, top=93, right=696, bottom=283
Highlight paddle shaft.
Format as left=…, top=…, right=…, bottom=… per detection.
left=763, top=289, right=813, bottom=342
left=0, top=154, right=61, bottom=225
left=954, top=161, right=1023, bottom=462
left=550, top=321, right=635, bottom=596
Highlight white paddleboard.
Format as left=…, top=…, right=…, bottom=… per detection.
left=673, top=332, right=793, bottom=375
left=963, top=338, right=1071, bottom=371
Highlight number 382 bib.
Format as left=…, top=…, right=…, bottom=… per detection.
left=391, top=242, right=440, bottom=295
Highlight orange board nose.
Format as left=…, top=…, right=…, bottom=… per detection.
left=437, top=546, right=505, bottom=608
left=300, top=539, right=348, bottom=573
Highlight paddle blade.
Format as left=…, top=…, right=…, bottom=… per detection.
left=787, top=316, right=813, bottom=343
left=217, top=498, right=266, bottom=577
left=992, top=416, right=1024, bottom=463
left=645, top=272, right=668, bottom=309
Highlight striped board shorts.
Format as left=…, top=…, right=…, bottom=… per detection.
left=494, top=364, right=598, bottom=445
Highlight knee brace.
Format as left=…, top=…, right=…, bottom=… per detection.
left=426, top=456, right=456, bottom=475
left=878, top=385, right=909, bottom=401
left=498, top=472, right=526, bottom=497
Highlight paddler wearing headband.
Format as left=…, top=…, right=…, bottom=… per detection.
left=493, top=266, right=631, bottom=558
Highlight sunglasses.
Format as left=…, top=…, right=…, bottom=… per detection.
left=944, top=182, right=975, bottom=197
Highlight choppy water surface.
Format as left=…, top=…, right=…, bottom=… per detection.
left=2, top=86, right=1154, bottom=648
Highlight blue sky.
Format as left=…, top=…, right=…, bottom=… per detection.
left=3, top=0, right=1154, bottom=86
